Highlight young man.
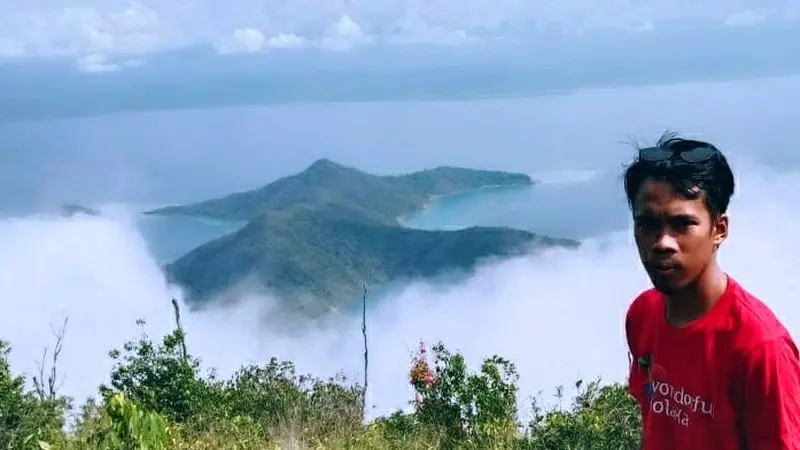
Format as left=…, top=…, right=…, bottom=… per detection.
left=624, top=132, right=800, bottom=449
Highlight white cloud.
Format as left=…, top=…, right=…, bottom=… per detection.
left=222, top=28, right=266, bottom=54
left=321, top=15, right=372, bottom=50
left=388, top=14, right=472, bottom=46
left=76, top=53, right=119, bottom=72
left=266, top=33, right=307, bottom=49
left=217, top=14, right=374, bottom=54
left=218, top=28, right=310, bottom=54
left=0, top=0, right=796, bottom=62
left=74, top=52, right=142, bottom=72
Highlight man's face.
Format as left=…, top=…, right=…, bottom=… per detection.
left=633, top=178, right=728, bottom=294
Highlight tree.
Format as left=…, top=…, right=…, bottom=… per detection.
left=101, top=320, right=209, bottom=423
left=0, top=341, right=66, bottom=449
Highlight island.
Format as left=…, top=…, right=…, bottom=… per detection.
left=146, top=159, right=580, bottom=312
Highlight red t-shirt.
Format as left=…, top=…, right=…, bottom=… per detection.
left=626, top=275, right=800, bottom=449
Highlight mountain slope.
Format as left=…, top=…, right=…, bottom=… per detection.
left=146, top=159, right=534, bottom=224
left=165, top=204, right=578, bottom=311
left=150, top=159, right=578, bottom=311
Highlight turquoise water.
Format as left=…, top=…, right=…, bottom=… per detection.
left=406, top=172, right=629, bottom=240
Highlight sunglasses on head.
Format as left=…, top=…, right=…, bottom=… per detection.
left=639, top=143, right=718, bottom=163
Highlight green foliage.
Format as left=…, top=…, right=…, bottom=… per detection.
left=102, top=320, right=209, bottom=423
left=525, top=379, right=641, bottom=450
left=166, top=203, right=567, bottom=313
left=97, top=322, right=363, bottom=448
left=148, top=159, right=534, bottom=223
left=211, top=359, right=364, bottom=445
left=71, top=392, right=174, bottom=450
left=0, top=321, right=642, bottom=450
left=0, top=341, right=69, bottom=450
left=409, top=342, right=519, bottom=449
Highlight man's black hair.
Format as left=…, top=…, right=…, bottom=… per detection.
left=623, top=131, right=736, bottom=218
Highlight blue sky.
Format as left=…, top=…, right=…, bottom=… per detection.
left=1, top=0, right=797, bottom=71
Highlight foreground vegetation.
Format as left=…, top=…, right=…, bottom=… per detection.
left=1, top=315, right=641, bottom=449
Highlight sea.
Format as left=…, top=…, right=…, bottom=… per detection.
left=2, top=69, right=800, bottom=419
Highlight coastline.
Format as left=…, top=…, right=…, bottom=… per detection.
left=396, top=181, right=534, bottom=227
left=396, top=194, right=443, bottom=227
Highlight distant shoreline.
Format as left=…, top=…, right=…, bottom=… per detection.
left=396, top=183, right=534, bottom=227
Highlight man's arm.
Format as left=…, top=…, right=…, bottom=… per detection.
left=740, top=337, right=800, bottom=449
left=625, top=305, right=647, bottom=449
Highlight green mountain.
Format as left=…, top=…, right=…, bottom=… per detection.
left=148, top=159, right=579, bottom=311
left=146, top=158, right=534, bottom=223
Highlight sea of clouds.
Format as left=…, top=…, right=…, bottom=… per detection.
left=1, top=154, right=798, bottom=422
left=2, top=72, right=800, bottom=423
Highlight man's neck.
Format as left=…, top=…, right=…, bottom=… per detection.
left=665, top=263, right=728, bottom=327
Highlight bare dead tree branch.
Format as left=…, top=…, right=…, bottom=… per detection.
left=33, top=317, right=68, bottom=401
left=172, top=298, right=188, bottom=362
left=361, top=282, right=369, bottom=419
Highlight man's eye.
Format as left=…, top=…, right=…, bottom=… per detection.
left=672, top=220, right=696, bottom=231
left=635, top=219, right=656, bottom=230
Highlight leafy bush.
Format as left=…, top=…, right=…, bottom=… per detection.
left=525, top=379, right=641, bottom=449
left=409, top=341, right=519, bottom=449
left=69, top=392, right=174, bottom=450
left=0, top=341, right=68, bottom=450
left=0, top=320, right=641, bottom=450
left=101, top=320, right=209, bottom=424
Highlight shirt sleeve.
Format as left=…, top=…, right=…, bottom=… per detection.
left=740, top=337, right=800, bottom=449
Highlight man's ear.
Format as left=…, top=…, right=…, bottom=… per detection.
left=713, top=213, right=729, bottom=247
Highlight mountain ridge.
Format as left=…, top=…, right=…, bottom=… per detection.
left=145, top=159, right=536, bottom=223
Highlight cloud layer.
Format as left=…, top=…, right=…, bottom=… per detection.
left=1, top=0, right=797, bottom=62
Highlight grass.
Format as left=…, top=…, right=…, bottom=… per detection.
left=0, top=308, right=641, bottom=450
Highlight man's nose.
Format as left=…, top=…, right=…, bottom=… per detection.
left=653, top=232, right=679, bottom=253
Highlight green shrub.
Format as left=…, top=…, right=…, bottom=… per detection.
left=525, top=379, right=641, bottom=450
left=101, top=320, right=210, bottom=424
left=0, top=320, right=642, bottom=450
left=0, top=341, right=69, bottom=450
left=409, top=341, right=519, bottom=449
left=69, top=392, right=173, bottom=450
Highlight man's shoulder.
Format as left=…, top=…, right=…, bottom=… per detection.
left=625, top=288, right=662, bottom=347
left=729, top=278, right=793, bottom=345
left=626, top=287, right=662, bottom=322
left=725, top=278, right=800, bottom=379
